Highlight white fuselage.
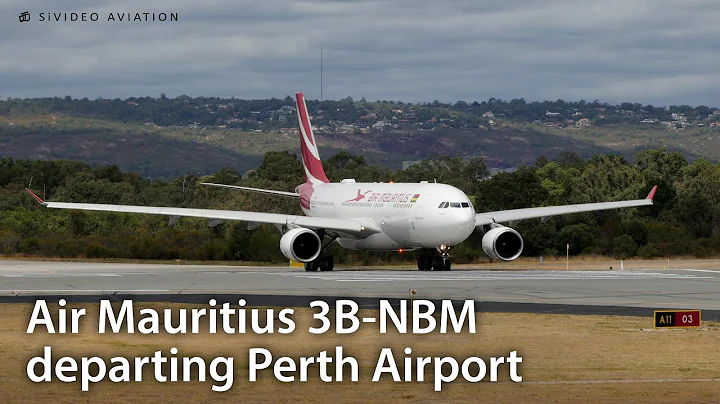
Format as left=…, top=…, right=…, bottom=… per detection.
left=297, top=181, right=476, bottom=251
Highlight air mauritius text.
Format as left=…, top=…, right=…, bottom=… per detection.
left=26, top=299, right=477, bottom=335
left=25, top=298, right=523, bottom=391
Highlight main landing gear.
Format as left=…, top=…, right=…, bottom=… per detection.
left=305, top=255, right=334, bottom=272
left=305, top=229, right=337, bottom=272
left=416, top=247, right=452, bottom=271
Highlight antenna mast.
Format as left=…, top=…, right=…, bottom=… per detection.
left=320, top=44, right=323, bottom=102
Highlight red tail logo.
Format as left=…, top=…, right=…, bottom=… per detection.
left=296, top=92, right=330, bottom=184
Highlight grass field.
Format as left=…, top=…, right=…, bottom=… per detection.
left=1, top=302, right=718, bottom=403
left=3, top=255, right=719, bottom=271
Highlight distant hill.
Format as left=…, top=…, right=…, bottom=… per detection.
left=0, top=114, right=627, bottom=177
left=0, top=118, right=263, bottom=178
left=0, top=93, right=716, bottom=177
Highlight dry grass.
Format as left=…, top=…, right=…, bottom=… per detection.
left=0, top=302, right=719, bottom=403
left=2, top=256, right=719, bottom=271
left=0, top=255, right=283, bottom=267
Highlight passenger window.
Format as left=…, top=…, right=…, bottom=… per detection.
left=450, top=202, right=461, bottom=208
left=461, top=202, right=470, bottom=208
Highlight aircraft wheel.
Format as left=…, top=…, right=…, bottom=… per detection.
left=305, top=260, right=319, bottom=272
left=320, top=256, right=334, bottom=271
left=431, top=256, right=442, bottom=271
left=417, top=256, right=430, bottom=271
left=432, top=256, right=451, bottom=271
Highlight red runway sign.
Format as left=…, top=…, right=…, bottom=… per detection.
left=654, top=310, right=701, bottom=328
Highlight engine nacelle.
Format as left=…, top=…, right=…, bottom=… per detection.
left=482, top=226, right=524, bottom=261
left=279, top=228, right=322, bottom=263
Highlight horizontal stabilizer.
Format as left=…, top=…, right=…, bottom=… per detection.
left=25, top=188, right=45, bottom=204
left=200, top=182, right=299, bottom=198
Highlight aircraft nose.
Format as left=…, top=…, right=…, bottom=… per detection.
left=465, top=211, right=476, bottom=232
left=451, top=208, right=476, bottom=239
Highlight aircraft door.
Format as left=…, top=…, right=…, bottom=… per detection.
left=415, top=203, right=423, bottom=219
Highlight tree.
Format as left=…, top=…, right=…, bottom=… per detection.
left=673, top=160, right=720, bottom=238
left=253, top=151, right=304, bottom=183
left=634, top=148, right=687, bottom=182
left=612, top=234, right=638, bottom=258
left=395, top=156, right=488, bottom=196
left=209, top=167, right=242, bottom=185
left=475, top=166, right=547, bottom=211
left=555, top=224, right=595, bottom=255
left=557, top=152, right=585, bottom=170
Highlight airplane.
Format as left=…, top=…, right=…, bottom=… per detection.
left=26, top=92, right=657, bottom=272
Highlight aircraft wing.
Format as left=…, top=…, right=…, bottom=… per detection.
left=200, top=182, right=300, bottom=198
left=25, top=189, right=379, bottom=239
left=475, top=186, right=657, bottom=227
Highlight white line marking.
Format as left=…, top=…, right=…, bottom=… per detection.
left=0, top=289, right=170, bottom=293
left=671, top=269, right=720, bottom=273
left=278, top=271, right=710, bottom=282
left=332, top=276, right=713, bottom=282
left=2, top=274, right=122, bottom=278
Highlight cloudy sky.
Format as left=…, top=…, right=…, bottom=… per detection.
left=2, top=0, right=720, bottom=106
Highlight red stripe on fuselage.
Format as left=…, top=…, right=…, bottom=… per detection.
left=297, top=182, right=314, bottom=210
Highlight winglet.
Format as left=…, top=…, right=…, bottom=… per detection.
left=25, top=188, right=46, bottom=205
left=646, top=185, right=658, bottom=201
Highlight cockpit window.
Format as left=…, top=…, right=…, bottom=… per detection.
left=438, top=202, right=445, bottom=208
left=461, top=202, right=470, bottom=208
left=450, top=202, right=461, bottom=208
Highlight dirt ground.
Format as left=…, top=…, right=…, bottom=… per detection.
left=1, top=302, right=718, bottom=403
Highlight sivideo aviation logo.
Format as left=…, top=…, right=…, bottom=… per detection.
left=18, top=11, right=178, bottom=23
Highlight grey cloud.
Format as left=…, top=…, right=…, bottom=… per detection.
left=1, top=0, right=719, bottom=106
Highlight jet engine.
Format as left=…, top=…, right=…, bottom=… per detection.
left=279, top=228, right=322, bottom=263
left=482, top=226, right=524, bottom=261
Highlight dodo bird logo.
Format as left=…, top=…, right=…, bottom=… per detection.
left=346, top=189, right=372, bottom=202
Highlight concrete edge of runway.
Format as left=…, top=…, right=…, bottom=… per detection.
left=2, top=293, right=719, bottom=321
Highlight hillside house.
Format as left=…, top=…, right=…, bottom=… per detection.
left=576, top=118, right=591, bottom=127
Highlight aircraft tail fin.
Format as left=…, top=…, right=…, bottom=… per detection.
left=295, top=92, right=330, bottom=184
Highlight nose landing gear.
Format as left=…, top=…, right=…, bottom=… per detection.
left=416, top=246, right=452, bottom=271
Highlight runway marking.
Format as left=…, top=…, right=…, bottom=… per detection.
left=0, top=289, right=170, bottom=293
left=279, top=270, right=711, bottom=282
left=671, top=269, right=720, bottom=274
left=2, top=274, right=122, bottom=278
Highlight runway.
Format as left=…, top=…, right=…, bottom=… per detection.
left=1, top=260, right=719, bottom=320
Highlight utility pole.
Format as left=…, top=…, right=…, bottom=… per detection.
left=320, top=43, right=323, bottom=102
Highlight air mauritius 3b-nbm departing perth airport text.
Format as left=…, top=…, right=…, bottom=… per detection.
left=26, top=93, right=657, bottom=272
